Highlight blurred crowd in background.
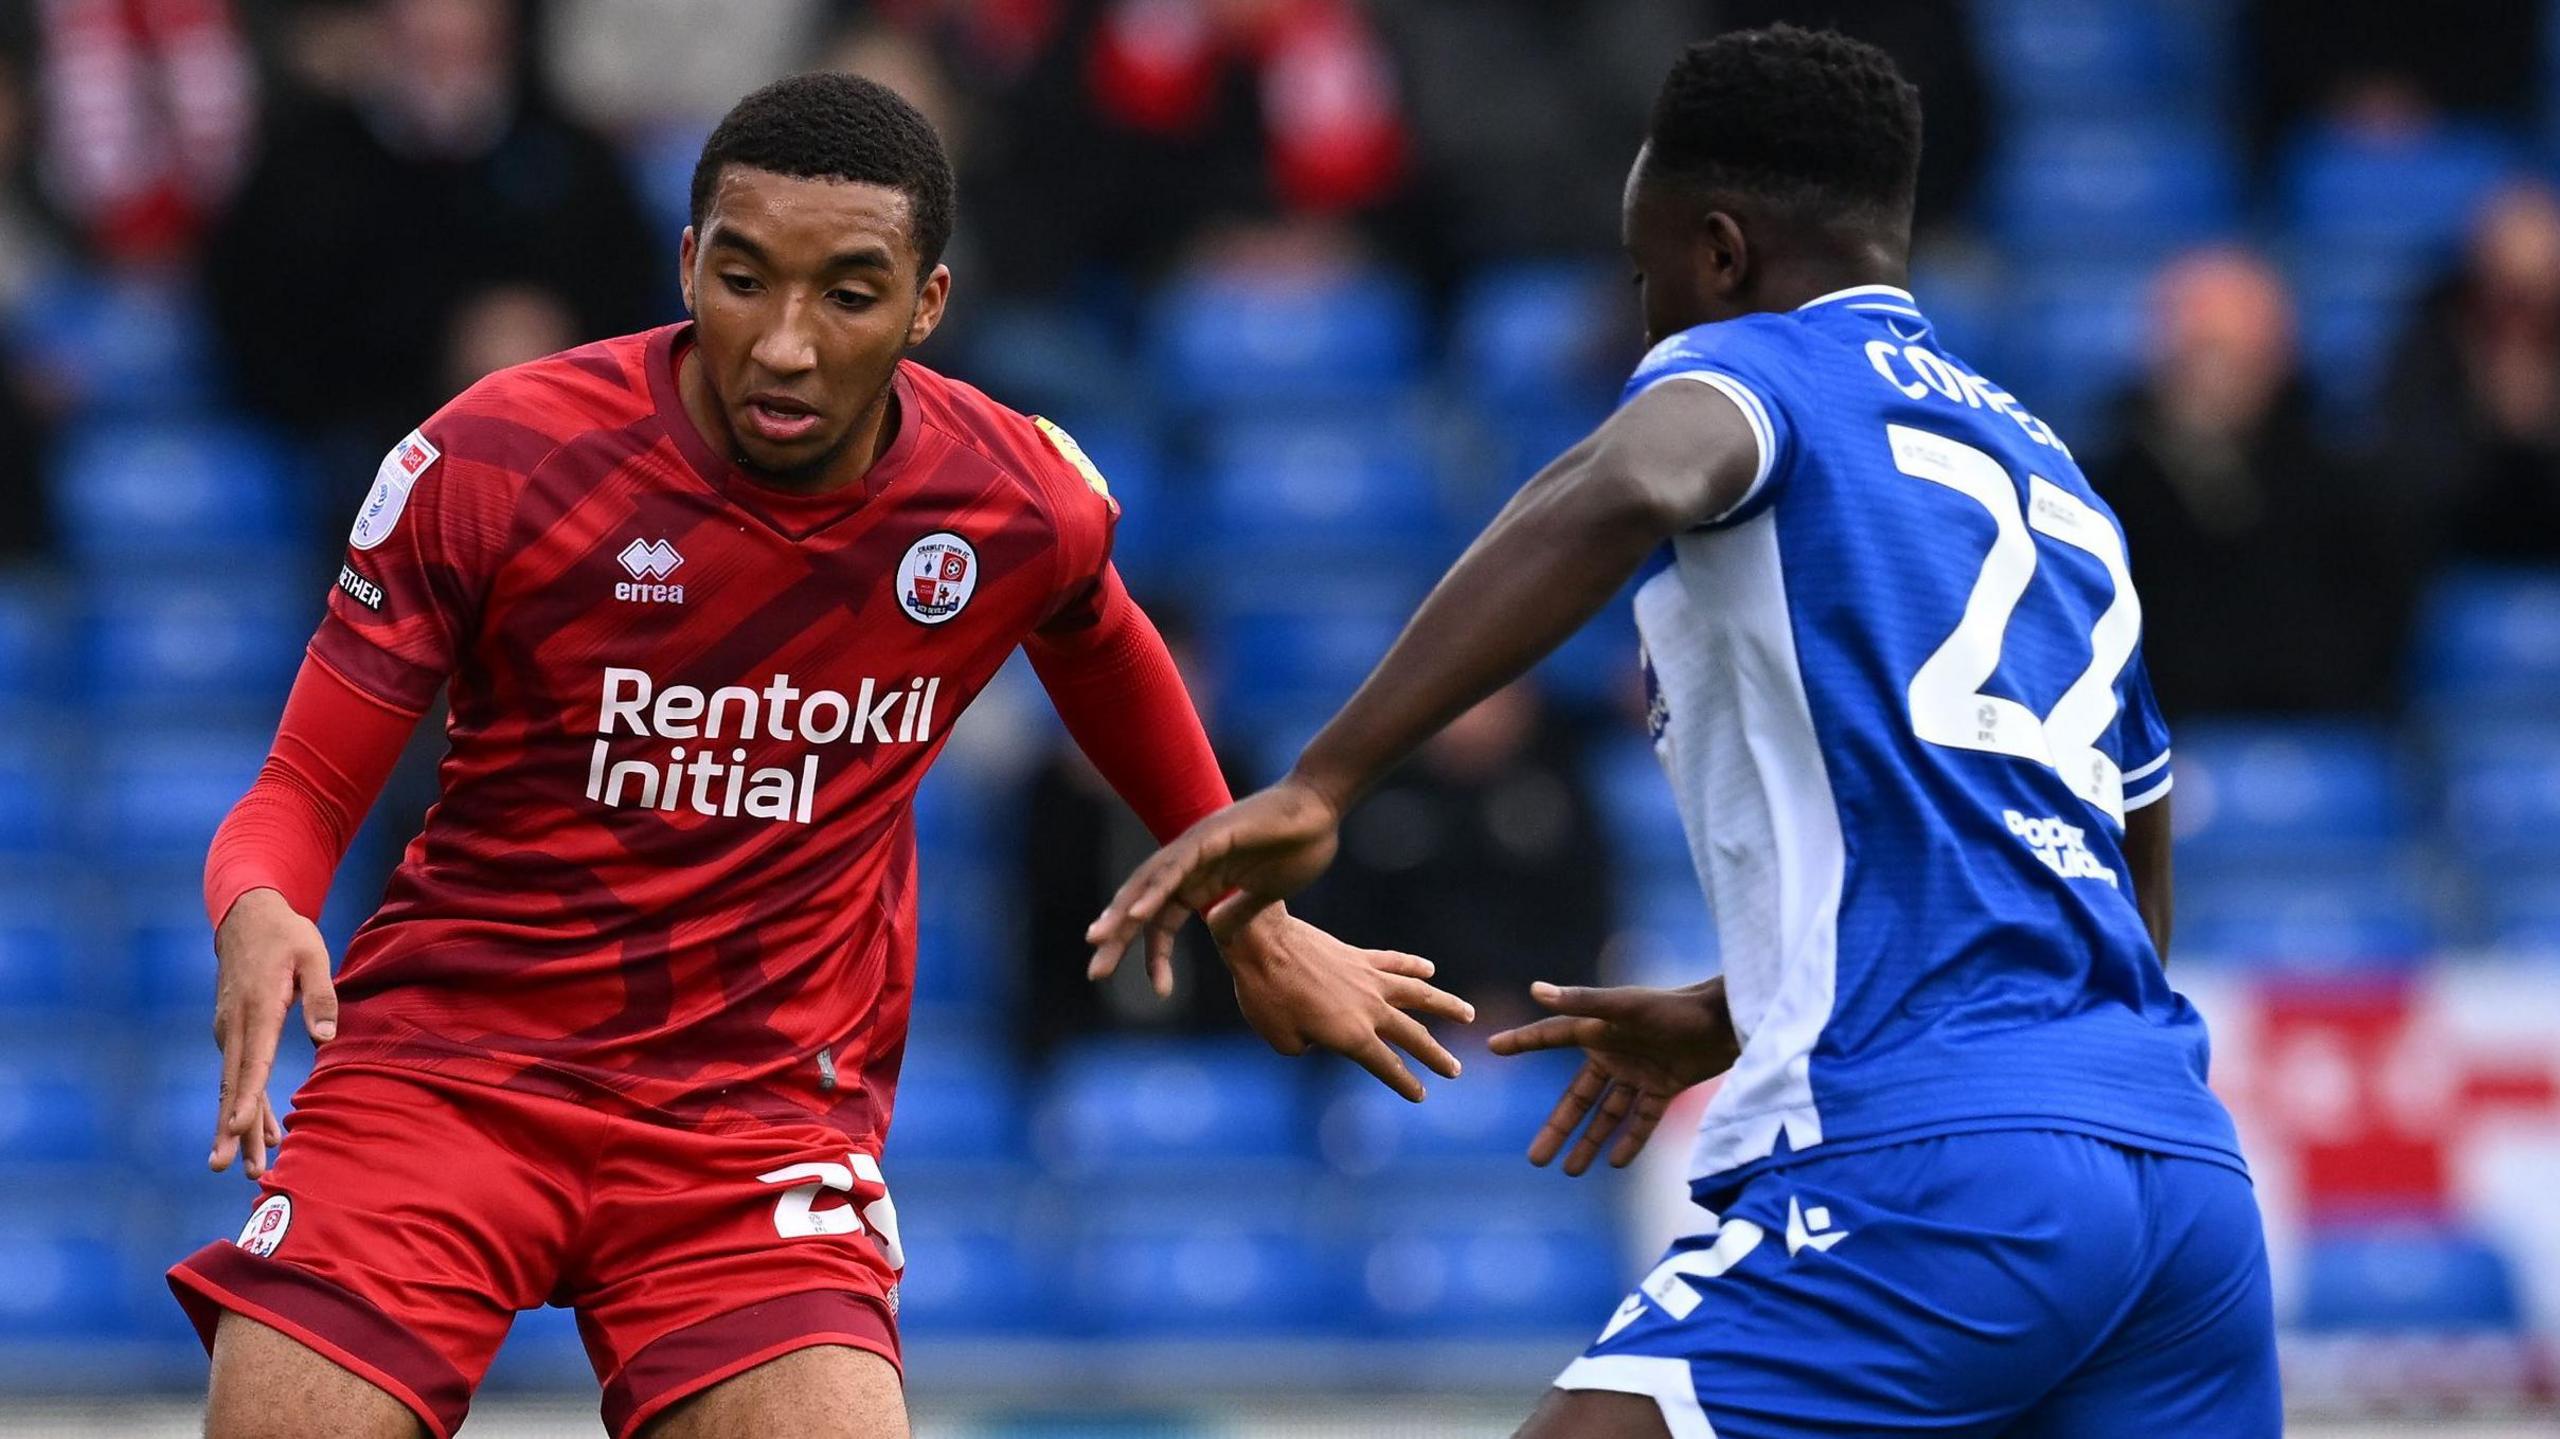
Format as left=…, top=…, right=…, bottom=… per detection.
left=4, top=0, right=2560, bottom=1413
left=4, top=0, right=2558, bottom=1012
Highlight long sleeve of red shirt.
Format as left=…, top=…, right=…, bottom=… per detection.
left=202, top=650, right=421, bottom=929
left=1025, top=564, right=1232, bottom=842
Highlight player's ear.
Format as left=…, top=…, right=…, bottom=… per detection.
left=904, top=264, right=951, bottom=349
left=677, top=227, right=698, bottom=314
left=1699, top=210, right=1748, bottom=303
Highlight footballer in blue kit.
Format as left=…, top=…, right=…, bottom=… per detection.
left=1090, top=22, right=2280, bottom=1439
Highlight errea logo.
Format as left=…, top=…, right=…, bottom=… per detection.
left=616, top=538, right=685, bottom=604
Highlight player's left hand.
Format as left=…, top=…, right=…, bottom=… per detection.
left=1488, top=978, right=1739, bottom=1175
left=1208, top=903, right=1476, bottom=1103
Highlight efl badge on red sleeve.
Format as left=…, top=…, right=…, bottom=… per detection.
left=898, top=532, right=977, bottom=625
left=350, top=428, right=441, bottom=551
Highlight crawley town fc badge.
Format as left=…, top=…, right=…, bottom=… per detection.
left=236, top=1194, right=292, bottom=1258
left=898, top=532, right=977, bottom=625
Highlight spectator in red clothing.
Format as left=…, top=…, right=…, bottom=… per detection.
left=28, top=0, right=257, bottom=263
left=967, top=0, right=1413, bottom=297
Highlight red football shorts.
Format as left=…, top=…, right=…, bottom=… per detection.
left=167, top=1061, right=904, bottom=1438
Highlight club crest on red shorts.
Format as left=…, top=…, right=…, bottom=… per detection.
left=236, top=1194, right=292, bottom=1258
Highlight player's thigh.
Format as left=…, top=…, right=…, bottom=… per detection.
left=1516, top=1386, right=1674, bottom=1439
left=640, top=1343, right=906, bottom=1439
left=206, top=1311, right=426, bottom=1439
left=2007, top=1158, right=2282, bottom=1439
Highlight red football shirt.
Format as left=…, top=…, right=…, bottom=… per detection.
left=307, top=324, right=1121, bottom=1142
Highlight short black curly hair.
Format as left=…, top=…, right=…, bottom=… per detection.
left=1647, top=25, right=1921, bottom=228
left=691, top=72, right=956, bottom=278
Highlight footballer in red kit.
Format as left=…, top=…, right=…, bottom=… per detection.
left=172, top=75, right=1472, bottom=1439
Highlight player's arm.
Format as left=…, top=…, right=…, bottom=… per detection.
left=2123, top=793, right=2174, bottom=964
left=1085, top=378, right=1761, bottom=957
left=204, top=411, right=494, bottom=1178
left=202, top=652, right=422, bottom=1179
left=1023, top=566, right=1475, bottom=1099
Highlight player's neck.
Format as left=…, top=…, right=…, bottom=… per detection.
left=1749, top=247, right=1909, bottom=315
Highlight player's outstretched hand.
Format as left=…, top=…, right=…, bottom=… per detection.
left=1487, top=978, right=1739, bottom=1176
left=1209, top=903, right=1476, bottom=1102
left=1085, top=778, right=1345, bottom=991
left=209, top=887, right=338, bottom=1180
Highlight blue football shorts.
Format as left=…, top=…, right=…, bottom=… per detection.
left=1557, top=1129, right=2280, bottom=1437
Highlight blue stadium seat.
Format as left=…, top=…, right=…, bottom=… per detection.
left=891, top=1181, right=1049, bottom=1337
left=2413, top=568, right=2560, bottom=714
left=913, top=860, right=1006, bottom=1012
left=480, top=1303, right=592, bottom=1391
left=1589, top=734, right=1687, bottom=880
left=913, top=766, right=1001, bottom=865
left=0, top=731, right=73, bottom=854
left=88, top=728, right=268, bottom=862
left=2279, top=121, right=2525, bottom=259
left=1149, top=266, right=1424, bottom=411
left=1036, top=1038, right=1314, bottom=1173
left=1987, top=121, right=2240, bottom=255
left=51, top=419, right=302, bottom=561
left=0, top=1038, right=118, bottom=1166
left=2441, top=722, right=2560, bottom=865
left=2175, top=867, right=2435, bottom=970
left=2481, top=870, right=2560, bottom=955
left=1996, top=256, right=2156, bottom=443
left=1201, top=409, right=1445, bottom=548
left=1620, top=871, right=1719, bottom=979
left=947, top=303, right=1140, bottom=420
left=1970, top=0, right=2227, bottom=118
left=136, top=1033, right=317, bottom=1171
left=1451, top=262, right=1624, bottom=411
left=0, top=880, right=93, bottom=1015
left=3, top=269, right=219, bottom=414
left=1213, top=594, right=1411, bottom=717
left=0, top=577, right=69, bottom=706
left=1318, top=1045, right=1580, bottom=1175
left=120, top=873, right=221, bottom=1016
left=1049, top=415, right=1185, bottom=582
left=2298, top=1225, right=2525, bottom=1331
left=1063, top=1178, right=1345, bottom=1335
left=2286, top=248, right=2437, bottom=417
left=0, top=1230, right=124, bottom=1337
left=1537, top=596, right=1639, bottom=710
left=1354, top=1177, right=1620, bottom=1335
left=881, top=1033, right=1024, bottom=1168
left=2171, top=721, right=2413, bottom=866
left=623, top=120, right=715, bottom=249
left=1906, top=254, right=2013, bottom=374
left=80, top=574, right=308, bottom=708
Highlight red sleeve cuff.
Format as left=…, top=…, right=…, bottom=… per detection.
left=203, top=652, right=420, bottom=928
